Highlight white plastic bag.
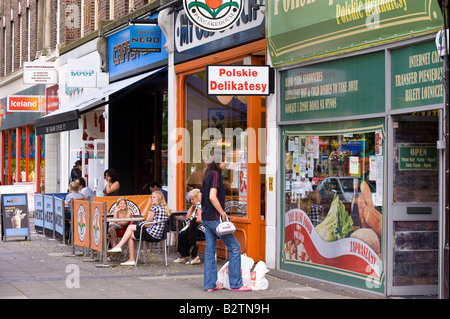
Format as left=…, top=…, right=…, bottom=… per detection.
left=250, top=261, right=269, bottom=290
left=216, top=254, right=254, bottom=289
left=241, top=254, right=255, bottom=287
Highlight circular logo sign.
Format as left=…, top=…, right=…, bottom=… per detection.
left=183, top=0, right=243, bottom=32
left=76, top=205, right=87, bottom=242
left=92, top=207, right=101, bottom=246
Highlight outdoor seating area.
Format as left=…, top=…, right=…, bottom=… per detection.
left=32, top=194, right=206, bottom=268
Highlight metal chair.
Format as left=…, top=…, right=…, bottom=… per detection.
left=135, top=219, right=169, bottom=267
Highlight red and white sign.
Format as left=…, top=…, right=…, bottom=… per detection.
left=207, top=65, right=273, bottom=96
left=7, top=96, right=40, bottom=112
left=284, top=209, right=382, bottom=279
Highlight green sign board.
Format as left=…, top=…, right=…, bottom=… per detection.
left=391, top=41, right=444, bottom=109
left=398, top=145, right=438, bottom=170
left=267, top=0, right=442, bottom=66
left=280, top=52, right=385, bottom=122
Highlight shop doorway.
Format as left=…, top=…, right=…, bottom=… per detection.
left=388, top=111, right=440, bottom=296
left=108, top=75, right=168, bottom=196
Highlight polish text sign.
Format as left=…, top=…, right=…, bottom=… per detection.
left=207, top=65, right=273, bottom=96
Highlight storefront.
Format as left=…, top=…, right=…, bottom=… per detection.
left=104, top=12, right=168, bottom=195
left=267, top=1, right=446, bottom=296
left=172, top=2, right=267, bottom=261
left=1, top=84, right=46, bottom=192
left=35, top=11, right=168, bottom=196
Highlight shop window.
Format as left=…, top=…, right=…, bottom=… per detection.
left=281, top=120, right=384, bottom=287
left=185, top=69, right=249, bottom=216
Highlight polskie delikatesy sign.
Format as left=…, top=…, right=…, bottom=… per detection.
left=207, top=65, right=274, bottom=96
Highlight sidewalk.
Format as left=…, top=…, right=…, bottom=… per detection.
left=0, top=225, right=384, bottom=301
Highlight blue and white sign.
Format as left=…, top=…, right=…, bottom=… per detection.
left=44, top=195, right=54, bottom=232
left=130, top=25, right=161, bottom=52
left=107, top=13, right=167, bottom=81
left=1, top=194, right=30, bottom=239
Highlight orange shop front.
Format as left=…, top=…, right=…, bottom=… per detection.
left=173, top=10, right=267, bottom=261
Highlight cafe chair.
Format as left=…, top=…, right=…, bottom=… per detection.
left=135, top=219, right=170, bottom=267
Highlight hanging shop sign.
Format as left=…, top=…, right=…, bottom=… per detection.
left=280, top=52, right=385, bottom=122
left=391, top=41, right=444, bottom=110
left=67, top=58, right=98, bottom=88
left=183, top=0, right=244, bottom=32
left=130, top=24, right=161, bottom=52
left=23, top=62, right=58, bottom=84
left=174, top=2, right=265, bottom=64
left=107, top=13, right=167, bottom=81
left=7, top=95, right=40, bottom=112
left=207, top=65, right=274, bottom=96
left=267, top=0, right=442, bottom=66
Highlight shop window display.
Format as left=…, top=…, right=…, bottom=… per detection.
left=282, top=123, right=384, bottom=288
left=185, top=70, right=249, bottom=216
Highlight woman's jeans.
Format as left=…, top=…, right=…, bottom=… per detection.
left=202, top=220, right=243, bottom=290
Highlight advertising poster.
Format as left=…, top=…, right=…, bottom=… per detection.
left=73, top=200, right=90, bottom=248
left=90, top=201, right=105, bottom=252
left=283, top=196, right=384, bottom=292
left=1, top=194, right=30, bottom=240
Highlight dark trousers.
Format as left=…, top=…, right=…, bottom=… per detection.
left=177, top=230, right=199, bottom=258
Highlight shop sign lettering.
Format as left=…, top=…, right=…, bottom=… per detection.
left=175, top=1, right=265, bottom=52
left=391, top=41, right=444, bottom=109
left=207, top=65, right=273, bottom=95
left=398, top=145, right=437, bottom=170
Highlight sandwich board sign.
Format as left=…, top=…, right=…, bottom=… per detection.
left=1, top=193, right=30, bottom=241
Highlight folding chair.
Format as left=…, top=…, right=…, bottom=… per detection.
left=135, top=219, right=169, bottom=267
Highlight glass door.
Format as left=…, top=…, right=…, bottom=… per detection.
left=388, top=112, right=440, bottom=296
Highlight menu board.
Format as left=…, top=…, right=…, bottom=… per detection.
left=1, top=193, right=30, bottom=240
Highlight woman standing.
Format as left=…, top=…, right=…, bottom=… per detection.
left=201, top=154, right=251, bottom=292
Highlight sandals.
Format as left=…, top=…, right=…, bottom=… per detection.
left=230, top=286, right=252, bottom=292
left=206, top=286, right=252, bottom=292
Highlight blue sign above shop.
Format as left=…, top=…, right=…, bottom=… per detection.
left=107, top=14, right=167, bottom=82
left=130, top=25, right=161, bottom=52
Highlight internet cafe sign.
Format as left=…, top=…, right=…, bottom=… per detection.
left=207, top=65, right=274, bottom=96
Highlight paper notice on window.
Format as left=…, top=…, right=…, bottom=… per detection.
left=369, top=156, right=377, bottom=181
left=349, top=156, right=360, bottom=176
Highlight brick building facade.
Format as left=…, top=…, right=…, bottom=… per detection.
left=0, top=0, right=154, bottom=80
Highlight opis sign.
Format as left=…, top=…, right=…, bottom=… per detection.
left=7, top=96, right=40, bottom=112
left=207, top=65, right=274, bottom=96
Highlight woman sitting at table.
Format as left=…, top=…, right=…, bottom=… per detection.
left=174, top=188, right=204, bottom=265
left=108, top=198, right=133, bottom=248
left=107, top=191, right=171, bottom=266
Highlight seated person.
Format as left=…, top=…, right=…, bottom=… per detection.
left=108, top=197, right=133, bottom=248
left=64, top=181, right=85, bottom=235
left=77, top=177, right=96, bottom=201
left=174, top=188, right=205, bottom=265
left=149, top=181, right=168, bottom=203
left=106, top=191, right=171, bottom=266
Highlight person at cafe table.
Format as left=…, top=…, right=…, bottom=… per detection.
left=106, top=191, right=171, bottom=266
